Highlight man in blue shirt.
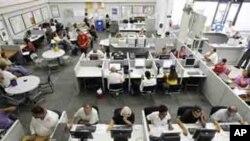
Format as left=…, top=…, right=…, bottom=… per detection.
left=235, top=40, right=250, bottom=69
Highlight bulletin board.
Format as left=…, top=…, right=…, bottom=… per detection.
left=51, top=5, right=60, bottom=18
left=41, top=7, right=50, bottom=20
left=22, top=12, right=35, bottom=28
left=9, top=15, right=26, bottom=34
left=33, top=9, right=43, bottom=24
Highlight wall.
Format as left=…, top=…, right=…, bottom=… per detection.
left=48, top=1, right=156, bottom=26
left=0, top=0, right=50, bottom=40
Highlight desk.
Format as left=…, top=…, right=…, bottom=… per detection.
left=76, top=66, right=102, bottom=78
left=70, top=124, right=144, bottom=141
left=5, top=75, right=40, bottom=95
left=99, top=39, right=110, bottom=46
left=130, top=68, right=154, bottom=79
left=42, top=49, right=65, bottom=59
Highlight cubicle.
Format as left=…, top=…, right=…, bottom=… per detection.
left=1, top=120, right=25, bottom=141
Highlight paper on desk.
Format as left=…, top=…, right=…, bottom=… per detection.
left=233, top=88, right=247, bottom=96
left=149, top=125, right=169, bottom=137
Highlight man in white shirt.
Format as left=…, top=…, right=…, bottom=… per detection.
left=140, top=71, right=156, bottom=92
left=107, top=67, right=124, bottom=88
left=147, top=105, right=173, bottom=136
left=87, top=49, right=105, bottom=59
left=0, top=63, right=17, bottom=87
left=71, top=104, right=99, bottom=125
left=204, top=48, right=219, bottom=65
left=30, top=106, right=59, bottom=138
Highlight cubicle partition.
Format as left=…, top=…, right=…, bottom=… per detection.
left=1, top=120, right=25, bottom=141
left=142, top=111, right=150, bottom=141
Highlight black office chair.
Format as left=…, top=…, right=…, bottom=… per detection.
left=109, top=83, right=123, bottom=96
left=113, top=108, right=122, bottom=116
left=141, top=85, right=156, bottom=95
left=177, top=106, right=194, bottom=117
left=209, top=106, right=227, bottom=116
left=144, top=106, right=159, bottom=117
left=165, top=84, right=182, bottom=95
left=92, top=105, right=100, bottom=123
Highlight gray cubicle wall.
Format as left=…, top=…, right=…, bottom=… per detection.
left=199, top=60, right=250, bottom=122
left=203, top=32, right=229, bottom=44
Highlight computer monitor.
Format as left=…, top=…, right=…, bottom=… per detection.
left=111, top=126, right=132, bottom=141
left=90, top=54, right=99, bottom=60
left=118, top=38, right=127, bottom=46
left=135, top=59, right=145, bottom=68
left=161, top=132, right=180, bottom=141
left=127, top=35, right=136, bottom=45
left=70, top=126, right=96, bottom=141
left=193, top=129, right=216, bottom=141
left=184, top=57, right=196, bottom=67
left=160, top=54, right=171, bottom=59
left=163, top=60, right=173, bottom=69
left=109, top=63, right=122, bottom=71
left=51, top=123, right=70, bottom=141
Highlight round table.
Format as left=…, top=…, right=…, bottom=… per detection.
left=42, top=49, right=65, bottom=59
left=5, top=75, right=40, bottom=95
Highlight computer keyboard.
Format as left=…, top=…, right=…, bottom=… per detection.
left=187, top=71, right=201, bottom=75
left=76, top=126, right=96, bottom=132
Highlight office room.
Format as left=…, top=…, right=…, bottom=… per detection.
left=0, top=0, right=250, bottom=141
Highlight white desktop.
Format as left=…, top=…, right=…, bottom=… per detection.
left=163, top=60, right=174, bottom=69
left=135, top=58, right=146, bottom=68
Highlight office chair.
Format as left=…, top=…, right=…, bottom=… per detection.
left=184, top=77, right=202, bottom=92
left=92, top=105, right=100, bottom=121
left=209, top=106, right=227, bottom=116
left=39, top=71, right=54, bottom=94
left=177, top=106, right=194, bottom=117
left=165, top=84, right=182, bottom=95
left=108, top=83, right=123, bottom=96
left=114, top=108, right=122, bottom=116
left=144, top=106, right=159, bottom=117
left=141, top=85, right=156, bottom=95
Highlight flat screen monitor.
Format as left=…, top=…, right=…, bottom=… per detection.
left=111, top=126, right=132, bottom=141
left=51, top=123, right=70, bottom=141
left=90, top=54, right=99, bottom=60
left=161, top=132, right=180, bottom=141
left=163, top=60, right=173, bottom=69
left=109, top=63, right=122, bottom=71
left=70, top=125, right=96, bottom=141
left=160, top=54, right=170, bottom=60
left=193, top=129, right=216, bottom=141
left=135, top=59, right=145, bottom=68
left=184, top=57, right=196, bottom=67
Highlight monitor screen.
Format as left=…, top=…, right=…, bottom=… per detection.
left=109, top=63, right=122, bottom=71
left=160, top=54, right=170, bottom=60
left=111, top=126, right=132, bottom=140
left=163, top=60, right=173, bottom=69
left=193, top=129, right=216, bottom=141
left=135, top=59, right=145, bottom=68
left=70, top=125, right=96, bottom=140
left=184, top=57, right=196, bottom=67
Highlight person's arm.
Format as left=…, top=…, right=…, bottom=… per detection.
left=107, top=119, right=115, bottom=131
left=0, top=106, right=16, bottom=113
left=139, top=80, right=144, bottom=92
left=212, top=119, right=221, bottom=132
left=200, top=111, right=207, bottom=128
left=123, top=116, right=133, bottom=126
left=176, top=119, right=188, bottom=136
left=30, top=119, right=37, bottom=137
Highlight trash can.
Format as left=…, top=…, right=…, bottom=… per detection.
left=95, top=20, right=104, bottom=32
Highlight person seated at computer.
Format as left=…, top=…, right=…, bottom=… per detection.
left=164, top=65, right=178, bottom=87
left=159, top=47, right=169, bottom=56
left=29, top=106, right=59, bottom=141
left=115, top=33, right=122, bottom=38
left=86, top=49, right=104, bottom=59
left=24, top=30, right=32, bottom=39
left=211, top=106, right=245, bottom=132
left=230, top=69, right=250, bottom=89
left=147, top=105, right=173, bottom=132
left=140, top=71, right=157, bottom=92
left=204, top=48, right=218, bottom=65
left=176, top=106, right=207, bottom=136
left=138, top=28, right=146, bottom=36
left=24, top=38, right=36, bottom=53
left=107, top=67, right=124, bottom=89
left=213, top=58, right=230, bottom=75
left=70, top=104, right=99, bottom=127
left=107, top=106, right=135, bottom=131
left=176, top=46, right=187, bottom=59
left=0, top=66, right=17, bottom=88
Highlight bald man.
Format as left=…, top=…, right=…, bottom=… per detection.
left=211, top=106, right=245, bottom=131
left=107, top=67, right=124, bottom=89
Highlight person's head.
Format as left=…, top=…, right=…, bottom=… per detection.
left=162, top=47, right=167, bottom=54
left=227, top=106, right=238, bottom=117
left=145, top=71, right=151, bottom=80
left=55, top=20, right=58, bottom=23
left=52, top=32, right=58, bottom=38
left=110, top=66, right=117, bottom=72
left=83, top=104, right=92, bottom=115
left=93, top=49, right=97, bottom=53
left=168, top=65, right=178, bottom=81
left=212, top=48, right=217, bottom=52
left=1, top=52, right=6, bottom=59
left=116, top=33, right=122, bottom=38
left=180, top=46, right=185, bottom=51
left=91, top=25, right=95, bottom=30
left=120, top=106, right=132, bottom=117
left=106, top=14, right=109, bottom=18
left=85, top=13, right=88, bottom=16
left=158, top=105, right=168, bottom=119
left=221, top=58, right=227, bottom=64
left=26, top=30, right=31, bottom=35
left=76, top=29, right=81, bottom=34
left=242, top=69, right=250, bottom=78
left=0, top=62, right=8, bottom=70
left=0, top=71, right=4, bottom=84
left=31, top=106, right=47, bottom=120
left=24, top=38, right=30, bottom=44
left=192, top=105, right=202, bottom=118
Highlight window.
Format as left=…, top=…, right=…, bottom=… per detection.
left=235, top=3, right=250, bottom=31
